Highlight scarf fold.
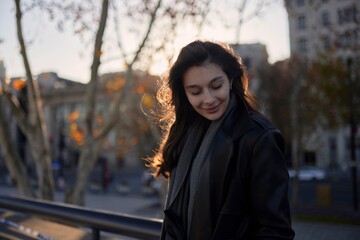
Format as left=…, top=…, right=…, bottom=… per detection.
left=186, top=111, right=224, bottom=238
left=164, top=94, right=237, bottom=240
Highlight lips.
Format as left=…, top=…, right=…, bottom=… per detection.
left=204, top=104, right=220, bottom=114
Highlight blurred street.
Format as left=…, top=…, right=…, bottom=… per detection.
left=0, top=168, right=360, bottom=239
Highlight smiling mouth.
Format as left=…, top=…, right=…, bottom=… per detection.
left=204, top=105, right=220, bottom=114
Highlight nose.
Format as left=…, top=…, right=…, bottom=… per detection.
left=203, top=89, right=215, bottom=105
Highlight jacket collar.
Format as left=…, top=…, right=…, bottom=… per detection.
left=220, top=93, right=254, bottom=140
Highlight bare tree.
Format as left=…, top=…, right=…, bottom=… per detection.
left=66, top=0, right=211, bottom=205
left=1, top=0, right=211, bottom=205
left=0, top=94, right=36, bottom=197
left=214, top=0, right=277, bottom=43
left=0, top=0, right=55, bottom=200
left=68, top=0, right=110, bottom=205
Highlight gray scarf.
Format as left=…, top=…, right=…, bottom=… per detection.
left=164, top=94, right=236, bottom=240
left=188, top=95, right=236, bottom=239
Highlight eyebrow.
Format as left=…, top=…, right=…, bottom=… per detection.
left=184, top=76, right=224, bottom=89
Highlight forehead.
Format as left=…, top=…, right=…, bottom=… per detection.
left=183, top=63, right=226, bottom=86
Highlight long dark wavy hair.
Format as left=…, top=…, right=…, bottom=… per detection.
left=147, top=40, right=257, bottom=178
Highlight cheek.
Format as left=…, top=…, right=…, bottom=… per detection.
left=186, top=94, right=199, bottom=109
left=220, top=86, right=231, bottom=99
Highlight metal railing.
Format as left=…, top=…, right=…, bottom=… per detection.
left=0, top=195, right=162, bottom=240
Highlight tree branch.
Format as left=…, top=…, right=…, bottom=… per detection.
left=15, top=0, right=42, bottom=128
left=129, top=0, right=163, bottom=67
left=84, top=0, right=109, bottom=136
left=112, top=0, right=128, bottom=66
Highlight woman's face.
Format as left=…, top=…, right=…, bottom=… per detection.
left=183, top=63, right=231, bottom=121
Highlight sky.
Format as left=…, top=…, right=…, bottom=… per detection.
left=0, top=0, right=290, bottom=83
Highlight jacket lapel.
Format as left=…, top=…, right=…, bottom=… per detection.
left=222, top=94, right=254, bottom=141
left=166, top=122, right=205, bottom=209
left=210, top=95, right=254, bottom=203
left=190, top=95, right=254, bottom=236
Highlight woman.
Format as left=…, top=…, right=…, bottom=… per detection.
left=148, top=40, right=295, bottom=240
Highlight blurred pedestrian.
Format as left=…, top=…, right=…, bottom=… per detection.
left=101, top=157, right=110, bottom=192
left=147, top=40, right=295, bottom=240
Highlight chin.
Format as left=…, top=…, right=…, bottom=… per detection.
left=202, top=112, right=225, bottom=121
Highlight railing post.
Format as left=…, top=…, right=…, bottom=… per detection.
left=92, top=228, right=100, bottom=240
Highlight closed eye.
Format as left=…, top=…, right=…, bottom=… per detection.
left=189, top=90, right=201, bottom=95
left=186, top=86, right=201, bottom=95
left=212, top=84, right=222, bottom=90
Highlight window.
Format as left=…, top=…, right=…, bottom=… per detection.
left=298, top=15, right=307, bottom=29
left=338, top=5, right=357, bottom=25
left=322, top=12, right=330, bottom=27
left=338, top=30, right=359, bottom=49
left=323, top=36, right=331, bottom=50
left=296, top=0, right=305, bottom=7
left=339, top=32, right=353, bottom=49
left=352, top=30, right=358, bottom=48
left=298, top=38, right=308, bottom=52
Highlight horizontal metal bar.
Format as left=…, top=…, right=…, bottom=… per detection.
left=0, top=195, right=162, bottom=240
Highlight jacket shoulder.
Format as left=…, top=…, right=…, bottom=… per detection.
left=239, top=111, right=283, bottom=151
left=248, top=111, right=277, bottom=131
left=244, top=111, right=285, bottom=153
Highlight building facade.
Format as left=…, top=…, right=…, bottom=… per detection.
left=0, top=70, right=159, bottom=182
left=286, top=0, right=359, bottom=60
left=285, top=0, right=360, bottom=170
left=231, top=43, right=270, bottom=117
left=232, top=43, right=269, bottom=94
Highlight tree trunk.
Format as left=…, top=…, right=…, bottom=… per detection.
left=0, top=96, right=36, bottom=198
left=69, top=138, right=104, bottom=205
left=69, top=0, right=109, bottom=205
left=290, top=78, right=302, bottom=206
left=69, top=0, right=163, bottom=205
left=14, top=0, right=54, bottom=200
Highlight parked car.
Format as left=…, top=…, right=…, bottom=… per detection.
left=288, top=166, right=327, bottom=181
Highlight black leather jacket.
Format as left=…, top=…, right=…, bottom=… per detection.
left=162, top=96, right=295, bottom=240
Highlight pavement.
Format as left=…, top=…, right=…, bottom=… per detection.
left=1, top=183, right=360, bottom=239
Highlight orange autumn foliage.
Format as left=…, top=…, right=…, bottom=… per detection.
left=70, top=123, right=84, bottom=145
left=105, top=77, right=126, bottom=94
left=12, top=79, right=26, bottom=91
left=68, top=111, right=80, bottom=122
